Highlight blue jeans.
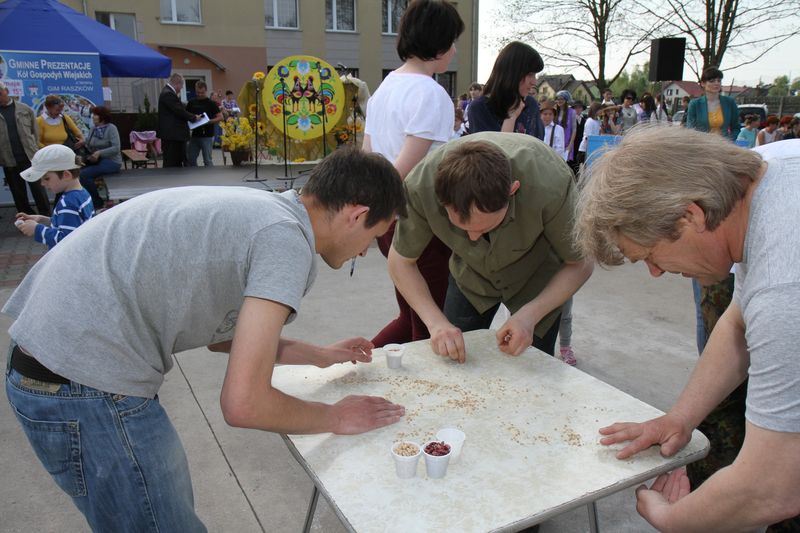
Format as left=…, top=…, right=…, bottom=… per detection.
left=80, top=158, right=121, bottom=210
left=443, top=276, right=561, bottom=356
left=186, top=137, right=214, bottom=167
left=5, top=348, right=206, bottom=532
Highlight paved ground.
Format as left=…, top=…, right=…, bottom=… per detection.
left=0, top=171, right=702, bottom=532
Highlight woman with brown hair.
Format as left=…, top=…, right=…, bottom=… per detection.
left=467, top=41, right=544, bottom=139
left=36, top=95, right=84, bottom=149
left=79, top=106, right=122, bottom=210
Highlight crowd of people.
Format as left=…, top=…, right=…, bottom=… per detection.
left=1, top=0, right=799, bottom=532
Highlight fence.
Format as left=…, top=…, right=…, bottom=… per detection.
left=736, top=96, right=800, bottom=116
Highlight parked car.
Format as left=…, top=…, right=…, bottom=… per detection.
left=672, top=110, right=685, bottom=125
left=737, top=104, right=768, bottom=128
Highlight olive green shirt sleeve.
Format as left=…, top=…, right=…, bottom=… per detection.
left=392, top=181, right=435, bottom=259
left=542, top=177, right=582, bottom=263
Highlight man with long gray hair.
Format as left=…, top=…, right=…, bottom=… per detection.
left=575, top=125, right=800, bottom=531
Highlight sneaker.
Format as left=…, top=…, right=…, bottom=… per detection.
left=559, top=346, right=577, bottom=366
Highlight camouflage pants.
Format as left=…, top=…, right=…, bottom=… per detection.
left=688, top=274, right=800, bottom=532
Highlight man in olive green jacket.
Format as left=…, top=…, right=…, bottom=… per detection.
left=388, top=132, right=593, bottom=362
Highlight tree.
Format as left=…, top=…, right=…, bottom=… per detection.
left=610, top=62, right=655, bottom=98
left=769, top=75, right=790, bottom=97
left=638, top=0, right=800, bottom=81
left=494, top=0, right=660, bottom=92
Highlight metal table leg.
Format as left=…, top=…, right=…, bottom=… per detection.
left=587, top=501, right=600, bottom=533
left=302, top=485, right=320, bottom=533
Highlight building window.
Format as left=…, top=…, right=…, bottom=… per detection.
left=160, top=0, right=201, bottom=24
left=382, top=0, right=408, bottom=34
left=96, top=12, right=138, bottom=40
left=265, top=0, right=299, bottom=29
left=435, top=71, right=457, bottom=98
left=327, top=0, right=356, bottom=31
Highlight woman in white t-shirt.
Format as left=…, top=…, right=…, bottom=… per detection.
left=362, top=0, right=464, bottom=346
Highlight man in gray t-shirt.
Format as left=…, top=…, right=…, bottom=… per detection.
left=3, top=147, right=407, bottom=532
left=575, top=128, right=800, bottom=531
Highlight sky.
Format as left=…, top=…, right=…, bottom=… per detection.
left=477, top=0, right=800, bottom=87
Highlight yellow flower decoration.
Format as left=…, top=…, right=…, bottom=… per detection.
left=248, top=103, right=257, bottom=115
left=257, top=122, right=266, bottom=135
left=253, top=71, right=266, bottom=80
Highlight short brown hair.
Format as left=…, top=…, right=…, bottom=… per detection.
left=434, top=141, right=511, bottom=222
left=302, top=146, right=406, bottom=227
left=44, top=95, right=63, bottom=109
left=766, top=115, right=779, bottom=126
left=396, top=0, right=464, bottom=62
left=701, top=67, right=724, bottom=82
left=91, top=105, right=112, bottom=124
left=575, top=125, right=762, bottom=265
left=195, top=80, right=207, bottom=90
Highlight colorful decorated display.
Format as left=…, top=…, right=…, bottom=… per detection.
left=264, top=55, right=345, bottom=140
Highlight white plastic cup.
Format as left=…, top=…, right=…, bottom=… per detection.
left=423, top=441, right=451, bottom=479
left=391, top=441, right=421, bottom=479
left=435, top=427, right=466, bottom=464
left=384, top=344, right=404, bottom=369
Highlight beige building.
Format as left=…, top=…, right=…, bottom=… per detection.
left=60, top=0, right=478, bottom=112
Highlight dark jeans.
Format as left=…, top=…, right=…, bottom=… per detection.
left=3, top=159, right=51, bottom=216
left=79, top=158, right=121, bottom=210
left=443, top=275, right=561, bottom=356
left=162, top=139, right=187, bottom=167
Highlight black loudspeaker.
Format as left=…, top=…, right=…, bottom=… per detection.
left=649, top=38, right=686, bottom=81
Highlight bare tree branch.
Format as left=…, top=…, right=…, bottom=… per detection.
left=495, top=0, right=658, bottom=90
left=635, top=0, right=800, bottom=80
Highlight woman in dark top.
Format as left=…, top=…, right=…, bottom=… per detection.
left=467, top=41, right=544, bottom=140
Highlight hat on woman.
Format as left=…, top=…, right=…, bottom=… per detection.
left=596, top=103, right=620, bottom=118
left=539, top=99, right=556, bottom=112
left=555, top=90, right=572, bottom=103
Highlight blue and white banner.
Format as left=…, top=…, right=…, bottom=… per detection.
left=0, top=49, right=103, bottom=132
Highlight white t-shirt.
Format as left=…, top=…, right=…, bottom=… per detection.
left=733, top=139, right=800, bottom=432
left=542, top=123, right=567, bottom=160
left=3, top=187, right=317, bottom=398
left=579, top=117, right=601, bottom=152
left=364, top=71, right=454, bottom=163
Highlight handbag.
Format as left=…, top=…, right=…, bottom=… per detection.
left=62, top=116, right=79, bottom=151
left=75, top=127, right=96, bottom=165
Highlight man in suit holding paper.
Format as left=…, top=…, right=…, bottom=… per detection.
left=158, top=73, right=200, bottom=167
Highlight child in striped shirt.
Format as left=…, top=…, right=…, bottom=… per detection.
left=15, top=144, right=94, bottom=249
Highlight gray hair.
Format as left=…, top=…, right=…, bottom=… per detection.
left=575, top=124, right=763, bottom=265
left=169, top=73, right=184, bottom=85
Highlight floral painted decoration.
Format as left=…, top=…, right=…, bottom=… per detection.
left=264, top=55, right=345, bottom=140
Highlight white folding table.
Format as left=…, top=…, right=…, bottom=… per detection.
left=272, top=330, right=709, bottom=532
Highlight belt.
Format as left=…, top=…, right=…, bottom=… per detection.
left=9, top=346, right=70, bottom=385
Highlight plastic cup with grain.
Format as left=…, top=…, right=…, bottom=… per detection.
left=383, top=343, right=405, bottom=369
left=435, top=427, right=466, bottom=464
left=423, top=441, right=451, bottom=479
left=391, top=441, right=421, bottom=478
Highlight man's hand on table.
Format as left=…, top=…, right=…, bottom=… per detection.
left=599, top=413, right=693, bottom=459
left=331, top=395, right=405, bottom=434
left=495, top=315, right=535, bottom=356
left=635, top=468, right=691, bottom=531
left=429, top=321, right=466, bottom=363
left=319, top=337, right=374, bottom=367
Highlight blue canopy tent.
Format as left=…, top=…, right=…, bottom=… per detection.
left=0, top=0, right=171, bottom=78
